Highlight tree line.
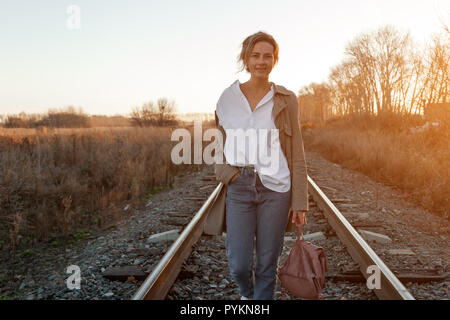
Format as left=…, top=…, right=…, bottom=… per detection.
left=299, top=25, right=449, bottom=124
left=1, top=97, right=181, bottom=128
left=2, top=106, right=90, bottom=128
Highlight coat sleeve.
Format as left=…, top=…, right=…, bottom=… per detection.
left=289, top=94, right=309, bottom=211
left=214, top=110, right=240, bottom=185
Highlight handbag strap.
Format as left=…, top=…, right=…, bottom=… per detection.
left=297, top=225, right=304, bottom=241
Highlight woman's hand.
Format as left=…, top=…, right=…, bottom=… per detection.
left=292, top=210, right=307, bottom=227
left=229, top=172, right=240, bottom=184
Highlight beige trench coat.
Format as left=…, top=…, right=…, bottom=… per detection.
left=204, top=82, right=309, bottom=235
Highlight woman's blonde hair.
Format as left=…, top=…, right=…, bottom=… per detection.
left=237, top=31, right=279, bottom=73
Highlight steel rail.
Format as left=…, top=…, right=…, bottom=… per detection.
left=308, top=176, right=415, bottom=300
left=132, top=175, right=414, bottom=300
left=132, top=183, right=224, bottom=300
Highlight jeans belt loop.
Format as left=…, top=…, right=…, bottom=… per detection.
left=235, top=165, right=256, bottom=173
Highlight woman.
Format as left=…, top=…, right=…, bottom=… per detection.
left=214, top=31, right=309, bottom=300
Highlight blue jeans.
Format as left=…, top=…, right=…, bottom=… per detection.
left=225, top=166, right=292, bottom=300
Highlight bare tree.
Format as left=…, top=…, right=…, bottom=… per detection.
left=308, top=25, right=447, bottom=122
left=343, top=25, right=412, bottom=115
left=344, top=33, right=379, bottom=115
left=329, top=60, right=366, bottom=116
left=422, top=33, right=449, bottom=106
left=130, top=98, right=179, bottom=127
left=298, top=82, right=331, bottom=124
left=156, top=97, right=177, bottom=125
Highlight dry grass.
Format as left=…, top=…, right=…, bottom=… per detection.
left=0, top=126, right=139, bottom=137
left=303, top=113, right=449, bottom=219
left=0, top=125, right=206, bottom=246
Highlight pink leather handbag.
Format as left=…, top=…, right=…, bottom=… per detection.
left=278, top=225, right=328, bottom=300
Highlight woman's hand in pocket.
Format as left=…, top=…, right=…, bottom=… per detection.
left=229, top=172, right=240, bottom=184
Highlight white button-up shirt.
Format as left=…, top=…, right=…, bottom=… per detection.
left=215, top=79, right=291, bottom=193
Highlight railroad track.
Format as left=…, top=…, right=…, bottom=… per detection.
left=132, top=174, right=448, bottom=300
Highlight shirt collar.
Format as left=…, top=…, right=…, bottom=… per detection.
left=233, top=80, right=291, bottom=96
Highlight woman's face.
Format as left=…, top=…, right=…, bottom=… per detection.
left=246, top=41, right=275, bottom=79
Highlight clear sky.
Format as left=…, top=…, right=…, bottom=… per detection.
left=0, top=0, right=448, bottom=116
